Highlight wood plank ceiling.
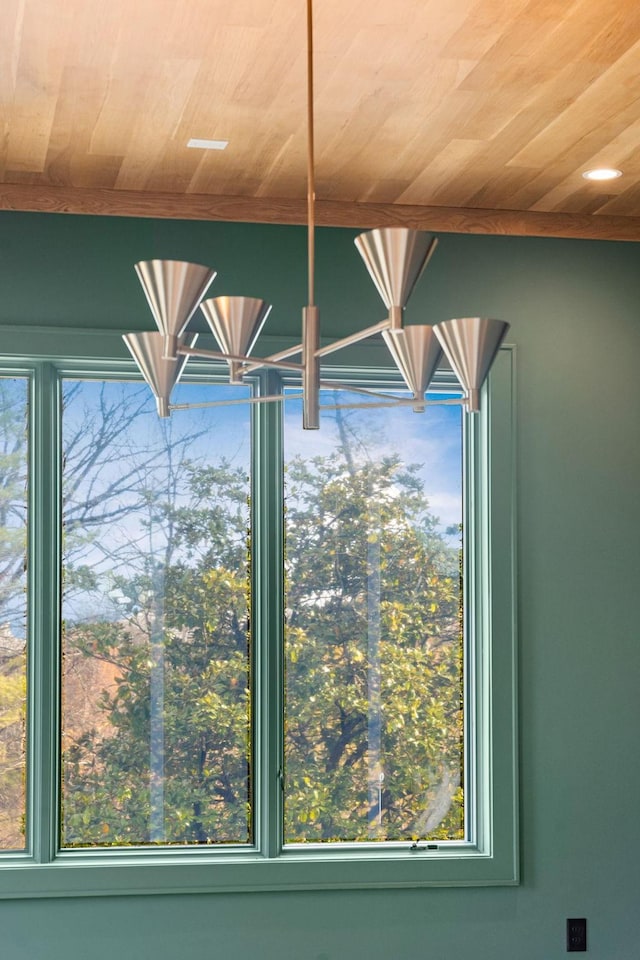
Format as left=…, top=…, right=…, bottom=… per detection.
left=2, top=0, right=640, bottom=238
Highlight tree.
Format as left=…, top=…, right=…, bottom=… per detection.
left=0, top=378, right=215, bottom=848
left=0, top=636, right=26, bottom=848
left=61, top=400, right=463, bottom=846
left=62, top=457, right=252, bottom=847
left=283, top=430, right=463, bottom=842
left=0, top=378, right=28, bottom=623
left=0, top=378, right=28, bottom=849
left=2, top=375, right=463, bottom=847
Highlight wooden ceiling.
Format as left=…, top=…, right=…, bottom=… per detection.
left=2, top=0, right=640, bottom=239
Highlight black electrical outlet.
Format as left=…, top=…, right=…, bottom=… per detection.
left=567, top=918, right=587, bottom=952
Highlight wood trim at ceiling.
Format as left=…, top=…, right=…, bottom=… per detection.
left=1, top=182, right=639, bottom=242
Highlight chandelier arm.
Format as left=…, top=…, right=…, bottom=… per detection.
left=425, top=396, right=466, bottom=405
left=234, top=357, right=304, bottom=372
left=170, top=393, right=305, bottom=412
left=314, top=319, right=392, bottom=359
left=168, top=394, right=464, bottom=414
left=241, top=342, right=303, bottom=374
left=424, top=237, right=439, bottom=269
left=168, top=392, right=464, bottom=414
left=321, top=398, right=426, bottom=412
left=320, top=396, right=466, bottom=412
left=319, top=381, right=410, bottom=401
left=178, top=344, right=303, bottom=372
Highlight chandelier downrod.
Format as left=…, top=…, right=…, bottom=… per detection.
left=306, top=0, right=316, bottom=309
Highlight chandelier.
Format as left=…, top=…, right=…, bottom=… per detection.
left=123, top=2, right=509, bottom=430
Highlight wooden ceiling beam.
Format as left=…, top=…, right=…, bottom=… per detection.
left=1, top=182, right=639, bottom=241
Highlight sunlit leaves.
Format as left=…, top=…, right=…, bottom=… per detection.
left=0, top=377, right=28, bottom=849
left=284, top=425, right=463, bottom=843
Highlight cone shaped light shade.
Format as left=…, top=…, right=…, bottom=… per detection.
left=123, top=331, right=198, bottom=418
left=200, top=296, right=272, bottom=382
left=382, top=325, right=443, bottom=400
left=433, top=317, right=509, bottom=412
left=134, top=260, right=216, bottom=359
left=354, top=228, right=438, bottom=312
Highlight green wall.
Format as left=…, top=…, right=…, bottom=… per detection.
left=1, top=211, right=639, bottom=958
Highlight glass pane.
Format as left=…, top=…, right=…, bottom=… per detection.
left=284, top=390, right=463, bottom=843
left=61, top=380, right=252, bottom=847
left=0, top=377, right=28, bottom=851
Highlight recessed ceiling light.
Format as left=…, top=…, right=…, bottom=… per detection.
left=187, top=138, right=229, bottom=150
left=582, top=167, right=622, bottom=181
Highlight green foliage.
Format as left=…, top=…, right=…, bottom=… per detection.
left=0, top=378, right=28, bottom=849
left=284, top=447, right=463, bottom=842
left=62, top=461, right=252, bottom=846
left=1, top=376, right=463, bottom=848
left=0, top=650, right=27, bottom=849
left=61, top=414, right=463, bottom=847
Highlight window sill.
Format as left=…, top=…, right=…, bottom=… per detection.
left=0, top=838, right=517, bottom=898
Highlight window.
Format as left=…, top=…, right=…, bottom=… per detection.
left=283, top=390, right=464, bottom=844
left=60, top=379, right=252, bottom=848
left=0, top=332, right=517, bottom=897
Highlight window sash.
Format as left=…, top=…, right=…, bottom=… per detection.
left=58, top=377, right=253, bottom=849
left=0, top=336, right=517, bottom=897
left=281, top=384, right=465, bottom=845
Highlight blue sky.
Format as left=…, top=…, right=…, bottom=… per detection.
left=284, top=388, right=462, bottom=539
left=59, top=379, right=462, bottom=623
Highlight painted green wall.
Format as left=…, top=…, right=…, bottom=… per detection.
left=1, top=211, right=639, bottom=958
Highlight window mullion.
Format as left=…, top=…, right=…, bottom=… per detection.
left=463, top=395, right=483, bottom=850
left=252, top=371, right=284, bottom=858
left=28, top=363, right=61, bottom=863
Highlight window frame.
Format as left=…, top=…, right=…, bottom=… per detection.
left=0, top=328, right=517, bottom=897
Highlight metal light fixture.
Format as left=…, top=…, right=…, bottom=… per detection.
left=124, top=1, right=509, bottom=428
